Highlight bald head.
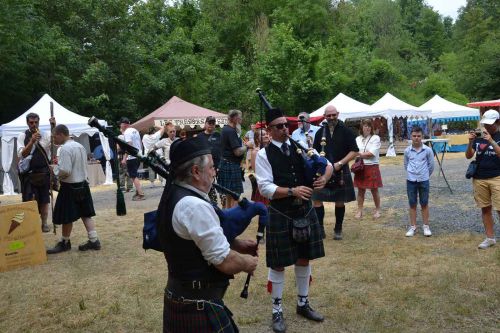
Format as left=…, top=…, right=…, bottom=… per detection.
left=324, top=105, right=339, bottom=126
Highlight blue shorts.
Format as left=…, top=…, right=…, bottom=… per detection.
left=126, top=159, right=140, bottom=178
left=406, top=180, right=429, bottom=207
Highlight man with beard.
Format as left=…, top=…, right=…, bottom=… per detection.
left=157, top=136, right=258, bottom=332
left=218, top=110, right=247, bottom=208
left=17, top=112, right=56, bottom=232
left=255, top=108, right=332, bottom=332
left=312, top=105, right=358, bottom=240
left=291, top=112, right=320, bottom=149
left=198, top=116, right=223, bottom=204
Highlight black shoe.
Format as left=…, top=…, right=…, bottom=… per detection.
left=272, top=312, right=286, bottom=333
left=296, top=302, right=324, bottom=322
left=78, top=239, right=101, bottom=251
left=47, top=240, right=71, bottom=254
left=333, top=232, right=342, bottom=240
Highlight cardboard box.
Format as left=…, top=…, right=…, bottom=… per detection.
left=0, top=201, right=47, bottom=272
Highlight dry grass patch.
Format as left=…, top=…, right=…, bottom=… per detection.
left=0, top=185, right=499, bottom=332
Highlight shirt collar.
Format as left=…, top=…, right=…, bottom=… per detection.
left=271, top=138, right=290, bottom=148
left=176, top=181, right=210, bottom=201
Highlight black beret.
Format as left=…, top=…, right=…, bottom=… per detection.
left=266, top=107, right=284, bottom=125
left=170, top=136, right=212, bottom=169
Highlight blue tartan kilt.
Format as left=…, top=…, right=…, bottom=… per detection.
left=163, top=294, right=237, bottom=333
left=217, top=159, right=243, bottom=195
left=53, top=181, right=96, bottom=225
left=266, top=202, right=325, bottom=268
left=312, top=165, right=355, bottom=202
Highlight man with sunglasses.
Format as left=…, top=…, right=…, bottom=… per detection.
left=312, top=105, right=359, bottom=240
left=17, top=112, right=56, bottom=233
left=255, top=108, right=332, bottom=333
left=198, top=116, right=223, bottom=204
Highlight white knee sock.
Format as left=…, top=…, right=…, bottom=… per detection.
left=268, top=268, right=285, bottom=314
left=88, top=230, right=98, bottom=242
left=295, top=265, right=311, bottom=306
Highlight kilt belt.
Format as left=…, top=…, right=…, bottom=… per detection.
left=166, top=278, right=228, bottom=300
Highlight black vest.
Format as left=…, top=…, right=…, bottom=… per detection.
left=157, top=184, right=231, bottom=283
left=24, top=130, right=49, bottom=172
left=265, top=141, right=306, bottom=210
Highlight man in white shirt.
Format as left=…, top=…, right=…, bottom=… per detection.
left=157, top=136, right=258, bottom=332
left=119, top=117, right=145, bottom=200
left=17, top=112, right=56, bottom=233
left=291, top=112, right=320, bottom=148
left=46, top=125, right=101, bottom=254
left=142, top=125, right=167, bottom=186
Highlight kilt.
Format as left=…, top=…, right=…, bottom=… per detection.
left=353, top=164, right=383, bottom=189
left=266, top=201, right=325, bottom=268
left=217, top=159, right=243, bottom=195
left=163, top=293, right=237, bottom=333
left=312, top=165, right=355, bottom=202
left=53, top=181, right=96, bottom=225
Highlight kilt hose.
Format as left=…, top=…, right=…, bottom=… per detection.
left=312, top=165, right=356, bottom=203
left=53, top=181, right=96, bottom=225
left=163, top=294, right=238, bottom=333
left=217, top=159, right=243, bottom=195
left=353, top=164, right=383, bottom=189
left=266, top=201, right=325, bottom=268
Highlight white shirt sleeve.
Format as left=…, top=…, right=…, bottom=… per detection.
left=255, top=148, right=278, bottom=199
left=17, top=132, right=26, bottom=157
left=172, top=197, right=230, bottom=266
left=54, top=145, right=72, bottom=179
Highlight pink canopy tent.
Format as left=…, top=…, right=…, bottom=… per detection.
left=467, top=99, right=500, bottom=115
left=132, top=96, right=228, bottom=132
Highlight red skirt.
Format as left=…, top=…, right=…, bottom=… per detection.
left=353, top=164, right=383, bottom=189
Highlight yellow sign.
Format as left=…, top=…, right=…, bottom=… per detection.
left=0, top=201, right=47, bottom=272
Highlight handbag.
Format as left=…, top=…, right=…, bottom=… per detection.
left=350, top=157, right=364, bottom=174
left=351, top=136, right=372, bottom=174
left=465, top=143, right=489, bottom=179
left=18, top=145, right=36, bottom=175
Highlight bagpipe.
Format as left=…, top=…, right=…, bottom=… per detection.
left=255, top=89, right=328, bottom=187
left=88, top=116, right=267, bottom=298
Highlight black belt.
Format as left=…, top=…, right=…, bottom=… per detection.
left=166, top=278, right=228, bottom=300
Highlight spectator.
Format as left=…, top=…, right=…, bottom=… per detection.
left=244, top=123, right=256, bottom=170
left=291, top=112, right=320, bottom=148
left=142, top=125, right=167, bottom=187
left=250, top=127, right=270, bottom=205
left=119, top=117, right=145, bottom=201
left=198, top=116, right=223, bottom=204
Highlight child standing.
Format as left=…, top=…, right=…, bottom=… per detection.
left=404, top=126, right=434, bottom=237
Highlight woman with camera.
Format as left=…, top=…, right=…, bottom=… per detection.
left=353, top=119, right=383, bottom=219
left=466, top=110, right=500, bottom=249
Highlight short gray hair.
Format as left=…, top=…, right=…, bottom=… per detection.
left=228, top=109, right=242, bottom=119
left=174, top=154, right=210, bottom=183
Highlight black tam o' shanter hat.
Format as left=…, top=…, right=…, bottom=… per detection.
left=266, top=107, right=284, bottom=125
left=169, top=136, right=211, bottom=170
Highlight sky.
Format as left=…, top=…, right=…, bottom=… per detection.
left=425, top=0, right=467, bottom=20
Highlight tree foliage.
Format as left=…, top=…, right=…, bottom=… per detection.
left=0, top=0, right=497, bottom=126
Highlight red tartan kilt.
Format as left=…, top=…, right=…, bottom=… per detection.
left=353, top=164, right=383, bottom=189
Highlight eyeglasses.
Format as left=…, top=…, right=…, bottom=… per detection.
left=271, top=123, right=289, bottom=129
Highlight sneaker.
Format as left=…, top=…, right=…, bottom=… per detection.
left=78, top=239, right=101, bottom=251
left=478, top=238, right=496, bottom=249
left=423, top=225, right=432, bottom=237
left=47, top=240, right=71, bottom=254
left=405, top=226, right=417, bottom=237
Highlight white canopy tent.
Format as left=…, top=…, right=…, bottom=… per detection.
left=370, top=93, right=431, bottom=156
left=417, top=95, right=480, bottom=122
left=0, top=94, right=113, bottom=195
left=310, top=93, right=376, bottom=119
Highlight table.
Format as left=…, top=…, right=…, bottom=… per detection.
left=87, top=163, right=105, bottom=187
left=423, top=138, right=452, bottom=194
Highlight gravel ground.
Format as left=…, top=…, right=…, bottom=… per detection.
left=378, top=155, right=500, bottom=235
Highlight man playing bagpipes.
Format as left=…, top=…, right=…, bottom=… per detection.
left=255, top=107, right=333, bottom=333
left=156, top=136, right=258, bottom=333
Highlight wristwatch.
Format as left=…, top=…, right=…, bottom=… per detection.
left=337, top=161, right=343, bottom=167
left=288, top=187, right=293, bottom=197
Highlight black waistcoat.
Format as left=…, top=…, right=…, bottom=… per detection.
left=265, top=141, right=306, bottom=210
left=158, top=184, right=231, bottom=283
left=24, top=130, right=48, bottom=171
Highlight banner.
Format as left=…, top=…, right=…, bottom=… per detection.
left=155, top=117, right=228, bottom=129
left=0, top=201, right=47, bottom=272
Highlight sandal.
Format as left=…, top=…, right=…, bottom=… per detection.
left=355, top=211, right=363, bottom=219
left=373, top=210, right=381, bottom=218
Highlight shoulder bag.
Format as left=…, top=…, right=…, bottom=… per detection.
left=465, top=142, right=489, bottom=179
left=351, top=136, right=372, bottom=174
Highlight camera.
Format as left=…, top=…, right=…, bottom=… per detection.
left=474, top=129, right=483, bottom=138
left=298, top=115, right=305, bottom=121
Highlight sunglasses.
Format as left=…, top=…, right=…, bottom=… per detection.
left=207, top=121, right=215, bottom=125
left=271, top=122, right=289, bottom=129
left=324, top=114, right=337, bottom=118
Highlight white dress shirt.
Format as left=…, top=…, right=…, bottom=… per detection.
left=172, top=182, right=230, bottom=266
left=355, top=135, right=381, bottom=165
left=17, top=130, right=51, bottom=159
left=291, top=124, right=320, bottom=148
left=53, top=140, right=88, bottom=183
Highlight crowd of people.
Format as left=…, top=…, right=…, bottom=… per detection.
left=13, top=106, right=499, bottom=333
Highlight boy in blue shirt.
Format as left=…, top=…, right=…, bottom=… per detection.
left=404, top=126, right=434, bottom=237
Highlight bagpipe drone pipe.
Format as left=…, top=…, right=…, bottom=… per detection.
left=88, top=116, right=268, bottom=273
left=255, top=89, right=328, bottom=187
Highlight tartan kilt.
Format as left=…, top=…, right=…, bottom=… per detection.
left=266, top=202, right=325, bottom=268
left=53, top=181, right=96, bottom=225
left=217, top=159, right=243, bottom=195
left=353, top=164, right=383, bottom=189
left=312, top=165, right=355, bottom=203
left=163, top=294, right=237, bottom=333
